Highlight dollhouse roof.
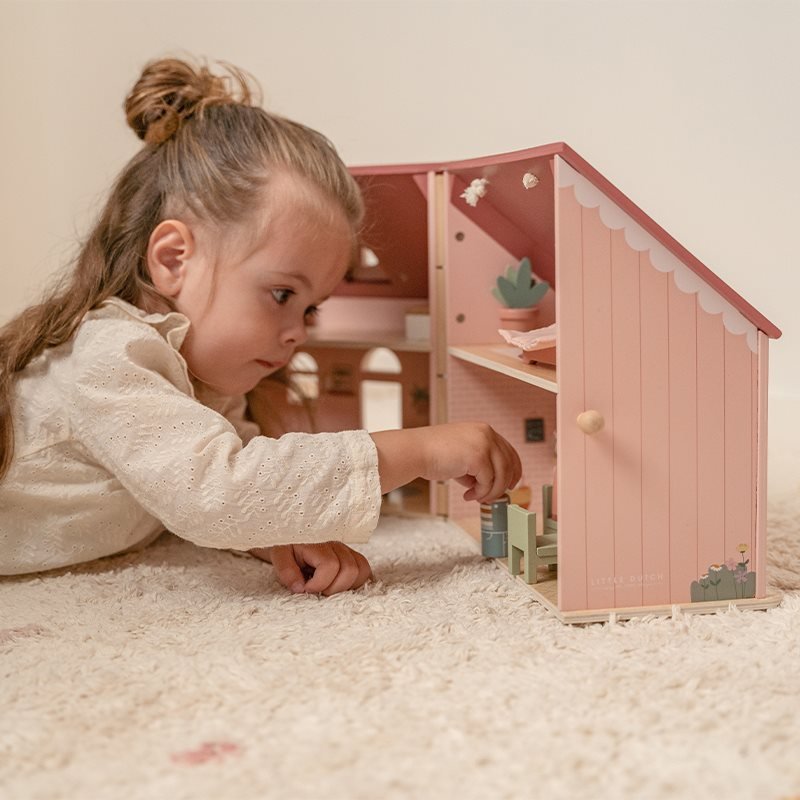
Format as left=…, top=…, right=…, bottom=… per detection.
left=350, top=143, right=781, bottom=340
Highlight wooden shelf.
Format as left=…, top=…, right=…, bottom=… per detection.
left=448, top=344, right=558, bottom=393
left=306, top=331, right=431, bottom=353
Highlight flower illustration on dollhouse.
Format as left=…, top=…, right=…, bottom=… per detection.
left=690, top=546, right=756, bottom=602
left=708, top=565, right=723, bottom=599
left=460, top=177, right=489, bottom=207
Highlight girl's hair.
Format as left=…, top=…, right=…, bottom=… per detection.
left=0, top=56, right=364, bottom=480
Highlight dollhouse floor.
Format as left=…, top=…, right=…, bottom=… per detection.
left=455, top=517, right=780, bottom=624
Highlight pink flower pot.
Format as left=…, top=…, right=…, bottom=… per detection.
left=498, top=306, right=541, bottom=332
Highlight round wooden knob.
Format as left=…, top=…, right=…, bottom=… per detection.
left=576, top=410, right=604, bottom=435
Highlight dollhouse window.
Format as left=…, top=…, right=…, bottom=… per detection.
left=287, top=351, right=319, bottom=405
left=360, top=347, right=402, bottom=432
left=361, top=347, right=402, bottom=374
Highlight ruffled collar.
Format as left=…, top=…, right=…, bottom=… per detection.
left=93, top=297, right=192, bottom=353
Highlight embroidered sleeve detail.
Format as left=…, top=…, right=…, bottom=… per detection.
left=68, top=319, right=382, bottom=550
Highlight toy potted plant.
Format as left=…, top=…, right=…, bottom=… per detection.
left=492, top=257, right=550, bottom=331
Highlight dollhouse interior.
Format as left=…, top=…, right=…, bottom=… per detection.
left=248, top=148, right=561, bottom=574
left=247, top=142, right=778, bottom=622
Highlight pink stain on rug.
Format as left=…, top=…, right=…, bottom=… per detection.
left=170, top=741, right=241, bottom=766
left=0, top=624, right=48, bottom=644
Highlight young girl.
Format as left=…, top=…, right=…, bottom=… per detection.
left=0, top=57, right=521, bottom=594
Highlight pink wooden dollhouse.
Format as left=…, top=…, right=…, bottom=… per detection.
left=249, top=142, right=782, bottom=623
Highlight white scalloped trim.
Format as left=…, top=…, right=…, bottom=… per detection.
left=557, top=158, right=757, bottom=353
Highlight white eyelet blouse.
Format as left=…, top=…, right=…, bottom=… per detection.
left=0, top=298, right=381, bottom=575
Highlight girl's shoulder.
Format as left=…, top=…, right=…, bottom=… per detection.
left=80, top=297, right=191, bottom=352
left=70, top=297, right=194, bottom=395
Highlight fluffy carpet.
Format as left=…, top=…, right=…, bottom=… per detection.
left=2, top=495, right=800, bottom=800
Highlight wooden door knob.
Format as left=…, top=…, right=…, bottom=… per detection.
left=576, top=410, right=604, bottom=435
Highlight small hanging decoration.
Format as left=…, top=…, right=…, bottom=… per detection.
left=522, top=172, right=539, bottom=189
left=460, top=177, right=489, bottom=207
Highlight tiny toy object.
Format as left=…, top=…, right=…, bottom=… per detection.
left=460, top=177, right=490, bottom=207
left=492, top=257, right=550, bottom=309
left=480, top=494, right=510, bottom=558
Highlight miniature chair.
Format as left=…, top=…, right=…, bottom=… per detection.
left=542, top=484, right=558, bottom=537
left=508, top=504, right=558, bottom=584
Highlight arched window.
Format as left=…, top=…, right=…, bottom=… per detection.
left=360, top=348, right=402, bottom=432
left=361, top=347, right=402, bottom=374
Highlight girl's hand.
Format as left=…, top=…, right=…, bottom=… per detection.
left=249, top=542, right=373, bottom=596
left=371, top=422, right=522, bottom=504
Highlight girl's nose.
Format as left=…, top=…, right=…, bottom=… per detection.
left=280, top=317, right=309, bottom=347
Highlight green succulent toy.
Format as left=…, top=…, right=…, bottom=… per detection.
left=492, top=257, right=550, bottom=309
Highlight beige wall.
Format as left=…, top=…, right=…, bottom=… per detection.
left=1, top=0, right=798, bottom=490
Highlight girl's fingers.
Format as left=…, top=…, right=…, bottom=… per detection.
left=300, top=545, right=342, bottom=594
left=462, top=430, right=521, bottom=503
left=352, top=551, right=373, bottom=589
left=318, top=544, right=367, bottom=596
left=266, top=542, right=374, bottom=597
left=267, top=545, right=306, bottom=593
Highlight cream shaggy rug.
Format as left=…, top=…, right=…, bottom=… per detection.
left=3, top=496, right=800, bottom=800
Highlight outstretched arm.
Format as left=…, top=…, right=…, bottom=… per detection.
left=370, top=422, right=521, bottom=503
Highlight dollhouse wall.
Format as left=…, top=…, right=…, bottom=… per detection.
left=555, top=157, right=762, bottom=612
left=442, top=161, right=557, bottom=345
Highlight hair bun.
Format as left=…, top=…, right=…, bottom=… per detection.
left=125, top=57, right=256, bottom=145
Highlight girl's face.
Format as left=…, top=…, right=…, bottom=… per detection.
left=168, top=189, right=353, bottom=396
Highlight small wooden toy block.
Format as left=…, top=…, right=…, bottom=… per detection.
left=508, top=504, right=557, bottom=584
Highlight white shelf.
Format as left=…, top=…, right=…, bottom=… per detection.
left=448, top=344, right=558, bottom=393
left=306, top=331, right=431, bottom=353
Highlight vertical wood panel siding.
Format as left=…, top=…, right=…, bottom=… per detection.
left=667, top=277, right=699, bottom=599
left=755, top=333, right=769, bottom=597
left=580, top=206, right=616, bottom=609
left=610, top=228, right=643, bottom=608
left=639, top=253, right=671, bottom=606
left=555, top=177, right=588, bottom=611
left=696, top=311, right=726, bottom=578
left=557, top=169, right=758, bottom=610
left=724, top=330, right=755, bottom=570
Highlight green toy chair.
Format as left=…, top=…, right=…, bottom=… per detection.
left=508, top=502, right=558, bottom=584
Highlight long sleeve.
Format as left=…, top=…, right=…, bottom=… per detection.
left=68, top=316, right=382, bottom=551
left=191, top=381, right=261, bottom=445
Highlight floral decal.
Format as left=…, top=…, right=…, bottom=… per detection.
left=690, top=545, right=756, bottom=602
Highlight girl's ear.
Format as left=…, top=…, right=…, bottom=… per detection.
left=146, top=220, right=196, bottom=297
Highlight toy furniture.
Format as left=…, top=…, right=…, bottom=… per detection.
left=508, top=504, right=558, bottom=584
left=541, top=484, right=557, bottom=538
left=248, top=142, right=782, bottom=623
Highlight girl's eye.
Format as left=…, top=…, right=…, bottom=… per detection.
left=271, top=288, right=294, bottom=305
left=304, top=306, right=320, bottom=321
